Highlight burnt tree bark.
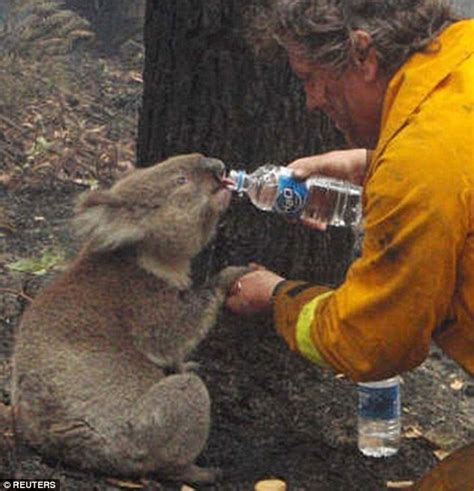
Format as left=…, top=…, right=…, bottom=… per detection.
left=137, top=0, right=354, bottom=285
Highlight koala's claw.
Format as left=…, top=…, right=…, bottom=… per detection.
left=214, top=265, right=254, bottom=293
left=161, top=361, right=200, bottom=375
left=181, top=361, right=200, bottom=372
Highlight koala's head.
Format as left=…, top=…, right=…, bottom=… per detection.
left=75, top=153, right=231, bottom=264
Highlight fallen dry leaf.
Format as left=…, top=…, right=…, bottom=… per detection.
left=254, top=479, right=287, bottom=491
left=403, top=425, right=423, bottom=439
left=128, top=70, right=143, bottom=83
left=424, top=428, right=460, bottom=452
left=449, top=379, right=465, bottom=391
left=0, top=174, right=13, bottom=186
left=434, top=449, right=451, bottom=461
left=105, top=478, right=144, bottom=489
left=386, top=480, right=415, bottom=489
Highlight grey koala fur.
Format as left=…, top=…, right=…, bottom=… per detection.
left=11, top=153, right=250, bottom=485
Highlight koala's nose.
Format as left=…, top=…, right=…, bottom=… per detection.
left=203, top=157, right=226, bottom=180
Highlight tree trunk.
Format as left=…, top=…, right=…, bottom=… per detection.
left=137, top=0, right=354, bottom=285
left=66, top=0, right=146, bottom=50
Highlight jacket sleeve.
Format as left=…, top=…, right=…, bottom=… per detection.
left=273, top=280, right=333, bottom=367
left=273, top=138, right=461, bottom=382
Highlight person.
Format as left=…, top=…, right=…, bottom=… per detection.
left=226, top=1, right=473, bottom=488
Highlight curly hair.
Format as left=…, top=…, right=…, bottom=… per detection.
left=249, top=0, right=459, bottom=75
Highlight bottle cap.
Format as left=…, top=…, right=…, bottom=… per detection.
left=227, top=169, right=246, bottom=192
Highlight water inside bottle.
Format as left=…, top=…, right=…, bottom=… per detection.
left=249, top=172, right=280, bottom=211
left=302, top=177, right=362, bottom=227
left=358, top=417, right=401, bottom=457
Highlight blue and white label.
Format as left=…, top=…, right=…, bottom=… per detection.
left=358, top=384, right=401, bottom=420
left=273, top=175, right=308, bottom=218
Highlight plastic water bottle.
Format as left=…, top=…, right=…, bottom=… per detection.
left=226, top=165, right=362, bottom=227
left=357, top=376, right=401, bottom=457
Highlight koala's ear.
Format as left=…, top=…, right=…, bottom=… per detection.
left=74, top=189, right=145, bottom=252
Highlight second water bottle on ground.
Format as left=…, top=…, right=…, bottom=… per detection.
left=226, top=164, right=362, bottom=227
left=357, top=376, right=401, bottom=457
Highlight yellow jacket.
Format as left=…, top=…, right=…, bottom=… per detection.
left=273, top=20, right=474, bottom=381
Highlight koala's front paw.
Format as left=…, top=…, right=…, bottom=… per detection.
left=213, top=265, right=254, bottom=294
left=181, top=361, right=200, bottom=373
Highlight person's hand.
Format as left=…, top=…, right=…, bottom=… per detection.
left=288, top=148, right=370, bottom=184
left=287, top=148, right=370, bottom=230
left=226, top=266, right=285, bottom=315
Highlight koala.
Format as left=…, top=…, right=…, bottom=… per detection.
left=11, top=153, right=249, bottom=485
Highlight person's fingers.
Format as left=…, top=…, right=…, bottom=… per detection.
left=288, top=157, right=317, bottom=180
left=226, top=270, right=286, bottom=315
left=225, top=295, right=243, bottom=314
left=226, top=290, right=256, bottom=315
left=229, top=280, right=242, bottom=296
left=291, top=167, right=312, bottom=181
left=300, top=216, right=327, bottom=231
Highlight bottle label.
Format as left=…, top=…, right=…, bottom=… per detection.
left=273, top=175, right=308, bottom=217
left=358, top=384, right=400, bottom=420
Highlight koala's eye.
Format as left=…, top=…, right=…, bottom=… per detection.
left=176, top=175, right=188, bottom=186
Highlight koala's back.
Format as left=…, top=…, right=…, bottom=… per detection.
left=12, top=249, right=171, bottom=437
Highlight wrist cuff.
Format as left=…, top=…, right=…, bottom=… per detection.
left=272, top=280, right=332, bottom=355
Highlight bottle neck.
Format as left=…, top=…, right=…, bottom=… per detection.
left=228, top=170, right=248, bottom=193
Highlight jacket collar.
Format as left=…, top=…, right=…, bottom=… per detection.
left=370, top=20, right=474, bottom=172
